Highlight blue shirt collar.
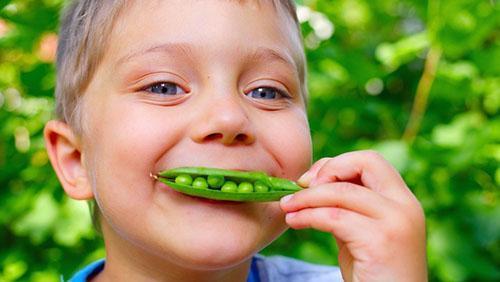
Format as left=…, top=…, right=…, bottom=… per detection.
left=68, top=257, right=259, bottom=282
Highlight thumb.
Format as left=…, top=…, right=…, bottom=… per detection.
left=297, top=158, right=331, bottom=187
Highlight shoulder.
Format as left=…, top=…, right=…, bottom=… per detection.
left=253, top=254, right=343, bottom=282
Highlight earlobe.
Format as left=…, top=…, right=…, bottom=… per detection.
left=44, top=120, right=94, bottom=200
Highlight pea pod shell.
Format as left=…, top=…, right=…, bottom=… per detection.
left=156, top=167, right=302, bottom=202
left=157, top=178, right=295, bottom=202
left=158, top=167, right=302, bottom=191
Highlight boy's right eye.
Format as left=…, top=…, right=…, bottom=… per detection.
left=144, top=82, right=188, bottom=95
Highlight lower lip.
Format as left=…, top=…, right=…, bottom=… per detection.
left=158, top=183, right=244, bottom=205
left=191, top=196, right=242, bottom=205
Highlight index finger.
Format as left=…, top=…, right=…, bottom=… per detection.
left=311, top=150, right=413, bottom=202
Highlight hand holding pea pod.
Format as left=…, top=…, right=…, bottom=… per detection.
left=153, top=166, right=303, bottom=202
left=279, top=151, right=427, bottom=281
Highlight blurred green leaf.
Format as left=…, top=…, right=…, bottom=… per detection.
left=431, top=112, right=485, bottom=147
left=373, top=140, right=409, bottom=172
left=12, top=192, right=58, bottom=244
left=1, top=0, right=498, bottom=281
left=0, top=0, right=11, bottom=11
left=376, top=32, right=429, bottom=70
left=53, top=199, right=93, bottom=246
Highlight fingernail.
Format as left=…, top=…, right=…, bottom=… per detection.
left=297, top=171, right=312, bottom=186
left=280, top=194, right=293, bottom=205
left=285, top=212, right=296, bottom=221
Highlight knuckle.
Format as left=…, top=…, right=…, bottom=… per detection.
left=386, top=221, right=409, bottom=242
left=312, top=208, right=338, bottom=233
left=331, top=182, right=352, bottom=195
left=363, top=150, right=385, bottom=161
left=383, top=208, right=420, bottom=242
left=408, top=200, right=426, bottom=228
left=319, top=158, right=336, bottom=171
left=317, top=157, right=332, bottom=164
left=401, top=193, right=426, bottom=225
left=328, top=182, right=356, bottom=199
left=315, top=159, right=338, bottom=179
left=313, top=158, right=333, bottom=171
left=327, top=207, right=344, bottom=221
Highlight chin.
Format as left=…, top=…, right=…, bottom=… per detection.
left=164, top=230, right=262, bottom=270
left=182, top=249, right=254, bottom=271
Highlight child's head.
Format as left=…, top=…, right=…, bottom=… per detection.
left=46, top=0, right=312, bottom=271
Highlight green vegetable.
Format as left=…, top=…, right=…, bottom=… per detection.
left=221, top=181, right=238, bottom=192
left=207, top=175, right=225, bottom=189
left=155, top=167, right=302, bottom=202
left=192, top=177, right=208, bottom=189
left=175, top=174, right=193, bottom=186
left=238, top=182, right=254, bottom=193
left=254, top=181, right=269, bottom=193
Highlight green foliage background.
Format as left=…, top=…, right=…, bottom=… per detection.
left=0, top=0, right=498, bottom=281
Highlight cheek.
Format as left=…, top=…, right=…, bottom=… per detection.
left=82, top=95, right=186, bottom=211
left=262, top=109, right=312, bottom=179
left=85, top=94, right=187, bottom=167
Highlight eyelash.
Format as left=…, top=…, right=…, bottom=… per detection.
left=141, top=81, right=189, bottom=95
left=140, top=81, right=292, bottom=100
left=245, top=86, right=292, bottom=100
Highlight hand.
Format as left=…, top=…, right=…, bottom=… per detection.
left=280, top=150, right=427, bottom=282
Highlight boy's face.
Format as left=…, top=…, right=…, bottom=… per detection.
left=80, top=0, right=311, bottom=269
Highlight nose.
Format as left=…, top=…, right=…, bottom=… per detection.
left=189, top=93, right=256, bottom=146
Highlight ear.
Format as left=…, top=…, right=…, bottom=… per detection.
left=44, top=120, right=93, bottom=200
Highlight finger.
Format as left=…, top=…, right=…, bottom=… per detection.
left=297, top=157, right=331, bottom=187
left=281, top=182, right=391, bottom=219
left=311, top=150, right=412, bottom=202
left=336, top=239, right=354, bottom=280
left=285, top=207, right=373, bottom=243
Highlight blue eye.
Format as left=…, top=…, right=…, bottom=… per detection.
left=146, top=82, right=187, bottom=95
left=248, top=87, right=286, bottom=99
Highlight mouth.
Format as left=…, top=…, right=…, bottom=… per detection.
left=152, top=166, right=300, bottom=203
left=154, top=164, right=275, bottom=177
left=187, top=195, right=243, bottom=205
left=156, top=180, right=245, bottom=205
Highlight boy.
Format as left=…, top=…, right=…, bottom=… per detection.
left=44, top=0, right=427, bottom=281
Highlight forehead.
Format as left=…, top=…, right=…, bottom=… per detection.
left=103, top=0, right=302, bottom=72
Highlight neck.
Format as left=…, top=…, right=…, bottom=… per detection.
left=91, top=222, right=252, bottom=282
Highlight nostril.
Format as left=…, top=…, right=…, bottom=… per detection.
left=235, top=134, right=247, bottom=142
left=203, top=133, right=248, bottom=143
left=205, top=133, right=223, bottom=141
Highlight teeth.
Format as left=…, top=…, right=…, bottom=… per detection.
left=150, top=172, right=159, bottom=180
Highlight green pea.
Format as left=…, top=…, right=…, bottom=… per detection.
left=254, top=181, right=269, bottom=193
left=192, top=177, right=208, bottom=189
left=175, top=174, right=193, bottom=186
left=207, top=175, right=225, bottom=189
left=238, top=182, right=254, bottom=193
left=221, top=181, right=237, bottom=192
left=157, top=167, right=302, bottom=202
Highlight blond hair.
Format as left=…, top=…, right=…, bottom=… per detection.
left=56, top=0, right=307, bottom=135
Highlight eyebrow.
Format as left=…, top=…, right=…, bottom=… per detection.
left=115, top=42, right=194, bottom=67
left=247, top=46, right=298, bottom=75
left=115, top=42, right=298, bottom=74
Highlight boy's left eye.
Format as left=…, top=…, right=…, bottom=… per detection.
left=145, top=82, right=187, bottom=95
left=246, top=87, right=288, bottom=100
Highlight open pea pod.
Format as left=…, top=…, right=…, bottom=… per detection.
left=156, top=167, right=303, bottom=202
